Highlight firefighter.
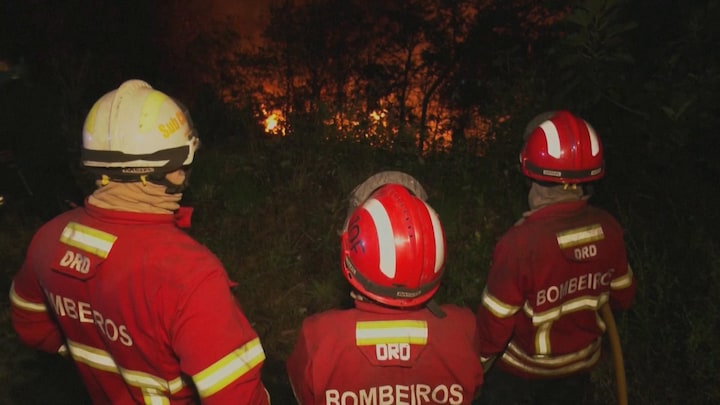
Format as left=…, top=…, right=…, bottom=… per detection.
left=9, top=80, right=270, bottom=404
left=287, top=173, right=484, bottom=405
left=474, top=111, right=636, bottom=404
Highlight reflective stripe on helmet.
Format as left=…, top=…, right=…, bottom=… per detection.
left=428, top=202, right=445, bottom=274
left=539, top=120, right=562, bottom=158
left=364, top=198, right=396, bottom=278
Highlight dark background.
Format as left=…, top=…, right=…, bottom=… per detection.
left=1, top=0, right=719, bottom=404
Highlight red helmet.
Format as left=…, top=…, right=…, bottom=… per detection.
left=340, top=184, right=446, bottom=308
left=519, top=110, right=604, bottom=183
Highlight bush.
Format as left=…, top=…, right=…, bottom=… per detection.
left=2, top=130, right=718, bottom=403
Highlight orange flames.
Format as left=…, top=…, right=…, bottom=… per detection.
left=261, top=107, right=286, bottom=136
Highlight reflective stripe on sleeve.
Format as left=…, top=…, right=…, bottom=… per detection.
left=68, top=340, right=118, bottom=373
left=9, top=282, right=47, bottom=312
left=611, top=265, right=634, bottom=290
left=193, top=337, right=266, bottom=398
left=60, top=222, right=117, bottom=259
left=481, top=287, right=520, bottom=318
left=355, top=320, right=428, bottom=346
left=66, top=339, right=185, bottom=401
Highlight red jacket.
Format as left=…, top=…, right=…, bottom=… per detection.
left=10, top=201, right=269, bottom=404
left=476, top=199, right=636, bottom=379
left=287, top=300, right=483, bottom=405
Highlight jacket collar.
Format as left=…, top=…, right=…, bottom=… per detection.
left=84, top=198, right=193, bottom=229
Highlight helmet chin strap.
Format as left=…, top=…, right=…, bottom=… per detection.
left=148, top=177, right=186, bottom=194
left=148, top=168, right=191, bottom=195
left=349, top=289, right=447, bottom=319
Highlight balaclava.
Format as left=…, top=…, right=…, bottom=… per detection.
left=88, top=180, right=182, bottom=214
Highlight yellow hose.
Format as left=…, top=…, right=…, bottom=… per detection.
left=600, top=303, right=628, bottom=405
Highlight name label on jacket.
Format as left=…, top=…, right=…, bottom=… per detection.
left=45, top=289, right=134, bottom=347
left=376, top=343, right=410, bottom=361
left=325, top=384, right=464, bottom=405
left=58, top=250, right=91, bottom=274
left=536, top=269, right=614, bottom=306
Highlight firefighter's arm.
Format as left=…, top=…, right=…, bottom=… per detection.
left=170, top=268, right=270, bottom=405
left=480, top=354, right=498, bottom=373
left=608, top=234, right=637, bottom=311
left=603, top=220, right=636, bottom=311
left=286, top=321, right=316, bottom=405
left=9, top=269, right=65, bottom=354
left=476, top=294, right=516, bottom=368
left=466, top=309, right=486, bottom=398
left=476, top=241, right=523, bottom=366
left=477, top=285, right=519, bottom=351
left=609, top=263, right=636, bottom=309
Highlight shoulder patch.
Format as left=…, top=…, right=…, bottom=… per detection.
left=52, top=222, right=117, bottom=280
left=355, top=320, right=428, bottom=367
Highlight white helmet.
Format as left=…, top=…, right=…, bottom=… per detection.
left=81, top=80, right=199, bottom=183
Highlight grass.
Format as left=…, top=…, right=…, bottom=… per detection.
left=1, top=134, right=718, bottom=404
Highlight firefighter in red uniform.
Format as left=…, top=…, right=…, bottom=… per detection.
left=9, top=80, right=270, bottom=404
left=287, top=172, right=484, bottom=405
left=474, top=111, right=636, bottom=404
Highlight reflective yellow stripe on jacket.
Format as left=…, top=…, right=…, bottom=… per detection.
left=555, top=224, right=604, bottom=249
left=67, top=340, right=184, bottom=404
left=60, top=222, right=117, bottom=258
left=611, top=265, right=634, bottom=289
left=501, top=338, right=602, bottom=377
left=521, top=292, right=609, bottom=354
left=355, top=320, right=428, bottom=346
left=9, top=282, right=47, bottom=312
left=67, top=337, right=265, bottom=403
left=193, top=337, right=266, bottom=398
left=481, top=287, right=521, bottom=318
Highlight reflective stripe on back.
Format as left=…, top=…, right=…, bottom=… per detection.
left=60, top=222, right=117, bottom=259
left=355, top=320, right=428, bottom=346
left=556, top=224, right=604, bottom=249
